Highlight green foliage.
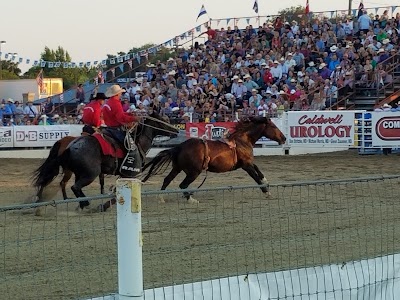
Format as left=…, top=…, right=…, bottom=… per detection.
left=0, top=60, right=21, bottom=79
left=277, top=5, right=308, bottom=24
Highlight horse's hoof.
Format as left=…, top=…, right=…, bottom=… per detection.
left=34, top=207, right=44, bottom=216
left=265, top=191, right=272, bottom=198
left=158, top=195, right=166, bottom=204
left=187, top=196, right=199, bottom=204
left=261, top=177, right=269, bottom=185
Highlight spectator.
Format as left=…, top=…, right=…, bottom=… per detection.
left=75, top=84, right=85, bottom=104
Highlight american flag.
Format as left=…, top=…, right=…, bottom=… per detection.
left=36, top=69, right=44, bottom=93
left=305, top=0, right=310, bottom=14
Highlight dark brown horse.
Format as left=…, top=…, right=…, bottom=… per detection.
left=50, top=135, right=106, bottom=199
left=142, top=117, right=286, bottom=203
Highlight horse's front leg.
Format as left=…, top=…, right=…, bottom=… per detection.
left=253, top=163, right=269, bottom=185
left=242, top=164, right=271, bottom=197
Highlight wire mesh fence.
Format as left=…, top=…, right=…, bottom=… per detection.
left=1, top=176, right=400, bottom=299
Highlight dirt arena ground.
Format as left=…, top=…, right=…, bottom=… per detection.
left=1, top=150, right=400, bottom=299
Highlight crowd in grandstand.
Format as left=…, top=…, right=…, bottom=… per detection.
left=1, top=9, right=399, bottom=125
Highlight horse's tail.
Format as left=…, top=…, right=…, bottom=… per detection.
left=31, top=140, right=62, bottom=190
left=142, top=148, right=176, bottom=182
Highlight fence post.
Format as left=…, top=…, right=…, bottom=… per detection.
left=116, top=178, right=143, bottom=299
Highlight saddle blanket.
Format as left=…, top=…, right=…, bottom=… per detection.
left=93, top=133, right=124, bottom=158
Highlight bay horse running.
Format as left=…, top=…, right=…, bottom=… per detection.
left=32, top=111, right=179, bottom=210
left=142, top=117, right=286, bottom=203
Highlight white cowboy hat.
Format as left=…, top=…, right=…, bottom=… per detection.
left=238, top=79, right=243, bottom=83
left=287, top=52, right=293, bottom=56
left=330, top=45, right=338, bottom=52
left=319, top=63, right=326, bottom=69
left=273, top=60, right=279, bottom=64
left=377, top=48, right=385, bottom=53
left=168, top=70, right=176, bottom=76
left=52, top=114, right=60, bottom=119
left=290, top=89, right=296, bottom=94
left=187, top=73, right=194, bottom=77
left=105, top=85, right=126, bottom=97
left=297, top=71, right=304, bottom=77
left=167, top=57, right=174, bottom=61
left=382, top=103, right=392, bottom=108
left=251, top=88, right=258, bottom=93
left=232, top=75, right=239, bottom=80
left=308, top=61, right=315, bottom=67
left=382, top=39, right=390, bottom=45
left=182, top=112, right=190, bottom=118
left=7, top=98, right=14, bottom=103
left=244, top=74, right=251, bottom=79
left=171, top=107, right=180, bottom=112
left=290, top=78, right=296, bottom=82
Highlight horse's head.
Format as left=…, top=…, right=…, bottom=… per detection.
left=143, top=110, right=179, bottom=139
left=250, top=117, right=286, bottom=145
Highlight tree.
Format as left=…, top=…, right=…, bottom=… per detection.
left=277, top=5, right=309, bottom=24
left=0, top=60, right=21, bottom=79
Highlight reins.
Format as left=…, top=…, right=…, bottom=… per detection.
left=139, top=115, right=184, bottom=136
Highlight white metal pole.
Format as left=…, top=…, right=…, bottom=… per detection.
left=116, top=178, right=143, bottom=300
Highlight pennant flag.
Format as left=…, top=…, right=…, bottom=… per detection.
left=55, top=62, right=61, bottom=68
left=110, top=68, right=115, bottom=77
left=305, top=0, right=310, bottom=14
left=93, top=60, right=98, bottom=65
left=128, top=60, right=133, bottom=69
left=375, top=8, right=378, bottom=14
left=48, top=62, right=54, bottom=68
left=392, top=6, right=397, bottom=13
left=118, top=64, right=124, bottom=73
left=0, top=52, right=2, bottom=58
left=63, top=62, right=69, bottom=68
left=217, top=20, right=220, bottom=27
left=226, top=18, right=231, bottom=25
left=18, top=57, right=23, bottom=63
left=234, top=18, right=238, bottom=26
left=59, top=93, right=64, bottom=103
left=358, top=1, right=364, bottom=18
left=196, top=5, right=207, bottom=21
left=353, top=9, right=357, bottom=16
left=196, top=25, right=201, bottom=32
left=11, top=55, right=16, bottom=61
left=71, top=62, right=76, bottom=68
left=253, top=0, right=258, bottom=14
left=36, top=69, right=44, bottom=93
left=86, top=62, right=91, bottom=67
left=4, top=54, right=8, bottom=59
left=110, top=58, right=115, bottom=64
left=246, top=18, right=250, bottom=24
left=79, top=62, right=84, bottom=67
left=136, top=54, right=141, bottom=64
left=40, top=61, right=46, bottom=67
left=117, top=56, right=123, bottom=63
left=330, top=11, right=334, bottom=18
left=26, top=59, right=30, bottom=64
left=124, top=54, right=130, bottom=60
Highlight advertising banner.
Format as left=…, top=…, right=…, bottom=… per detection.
left=185, top=118, right=284, bottom=145
left=13, top=125, right=83, bottom=147
left=372, top=112, right=400, bottom=146
left=0, top=127, right=14, bottom=148
left=287, top=111, right=355, bottom=147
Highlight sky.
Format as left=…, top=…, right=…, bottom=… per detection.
left=0, top=0, right=397, bottom=73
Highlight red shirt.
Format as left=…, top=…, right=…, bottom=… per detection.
left=206, top=28, right=217, bottom=40
left=102, top=96, right=136, bottom=127
left=263, top=70, right=273, bottom=85
left=82, top=101, right=102, bottom=127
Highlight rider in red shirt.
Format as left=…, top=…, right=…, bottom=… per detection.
left=103, top=85, right=142, bottom=176
left=82, top=92, right=107, bottom=134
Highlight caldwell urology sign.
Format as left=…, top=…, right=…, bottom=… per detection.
left=287, top=111, right=355, bottom=147
left=372, top=112, right=400, bottom=146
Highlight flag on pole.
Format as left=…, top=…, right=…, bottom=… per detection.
left=253, top=0, right=259, bottom=14
left=358, top=0, right=364, bottom=18
left=305, top=0, right=310, bottom=14
left=197, top=5, right=207, bottom=21
left=35, top=69, right=44, bottom=93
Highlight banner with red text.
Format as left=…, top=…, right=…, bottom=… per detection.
left=287, top=112, right=355, bottom=147
left=185, top=119, right=285, bottom=145
left=372, top=111, right=400, bottom=147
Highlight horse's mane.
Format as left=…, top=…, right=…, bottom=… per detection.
left=231, top=117, right=268, bottom=136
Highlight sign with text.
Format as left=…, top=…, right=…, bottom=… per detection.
left=185, top=119, right=284, bottom=145
left=287, top=112, right=355, bottom=147
left=372, top=112, right=400, bottom=146
left=0, top=127, right=14, bottom=148
left=13, top=125, right=83, bottom=147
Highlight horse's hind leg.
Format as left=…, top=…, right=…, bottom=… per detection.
left=60, top=169, right=73, bottom=200
left=179, top=171, right=201, bottom=204
left=158, top=167, right=181, bottom=203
